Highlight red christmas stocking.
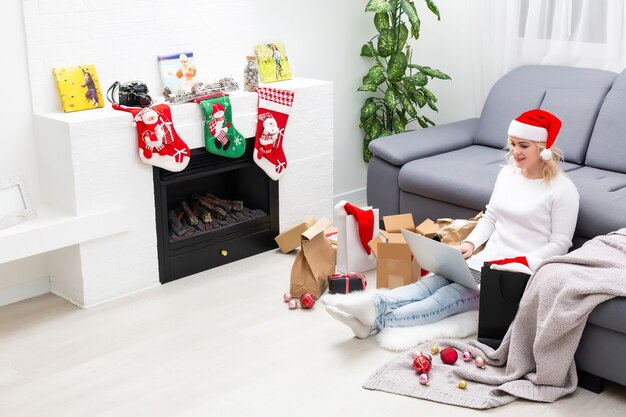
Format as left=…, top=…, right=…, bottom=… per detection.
left=343, top=202, right=375, bottom=255
left=113, top=103, right=190, bottom=172
left=253, top=87, right=295, bottom=180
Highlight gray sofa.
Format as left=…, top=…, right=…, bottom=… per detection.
left=366, top=65, right=626, bottom=392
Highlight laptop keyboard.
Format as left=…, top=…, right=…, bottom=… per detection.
left=470, top=268, right=482, bottom=285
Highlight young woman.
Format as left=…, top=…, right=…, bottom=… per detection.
left=324, top=109, right=580, bottom=338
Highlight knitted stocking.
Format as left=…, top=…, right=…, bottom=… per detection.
left=253, top=87, right=295, bottom=180
left=113, top=103, right=190, bottom=172
left=198, top=94, right=245, bottom=158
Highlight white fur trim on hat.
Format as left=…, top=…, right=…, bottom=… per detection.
left=508, top=119, right=548, bottom=141
left=540, top=148, right=553, bottom=160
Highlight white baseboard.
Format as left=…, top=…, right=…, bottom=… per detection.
left=333, top=187, right=366, bottom=206
left=0, top=276, right=50, bottom=307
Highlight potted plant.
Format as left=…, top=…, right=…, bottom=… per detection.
left=359, top=0, right=451, bottom=162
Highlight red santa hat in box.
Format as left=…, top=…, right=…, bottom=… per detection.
left=508, top=109, right=562, bottom=160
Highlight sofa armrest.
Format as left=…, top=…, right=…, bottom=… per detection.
left=368, top=118, right=479, bottom=166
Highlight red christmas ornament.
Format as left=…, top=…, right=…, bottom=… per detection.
left=440, top=347, right=458, bottom=365
left=412, top=354, right=432, bottom=375
left=299, top=293, right=316, bottom=309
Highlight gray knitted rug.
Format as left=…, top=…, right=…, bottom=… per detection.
left=363, top=229, right=626, bottom=409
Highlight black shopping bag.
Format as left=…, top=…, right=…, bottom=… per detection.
left=477, top=263, right=531, bottom=349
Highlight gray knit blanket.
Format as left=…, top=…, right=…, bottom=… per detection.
left=363, top=229, right=626, bottom=409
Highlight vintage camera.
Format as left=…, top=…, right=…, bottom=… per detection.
left=107, top=81, right=152, bottom=107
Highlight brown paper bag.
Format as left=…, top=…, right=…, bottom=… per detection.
left=289, top=231, right=336, bottom=298
left=436, top=212, right=483, bottom=246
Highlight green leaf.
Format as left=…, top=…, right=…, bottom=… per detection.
left=400, top=0, right=421, bottom=39
left=394, top=82, right=410, bottom=98
left=364, top=115, right=384, bottom=140
left=411, top=90, right=427, bottom=108
left=423, top=115, right=436, bottom=126
left=357, top=83, right=378, bottom=92
left=407, top=72, right=429, bottom=86
left=365, top=0, right=391, bottom=13
left=384, top=88, right=396, bottom=110
left=427, top=101, right=439, bottom=111
left=377, top=29, right=396, bottom=57
left=363, top=65, right=386, bottom=86
left=374, top=12, right=390, bottom=32
left=424, top=0, right=441, bottom=20
left=360, top=98, right=378, bottom=122
left=396, top=23, right=409, bottom=49
left=387, top=52, right=407, bottom=82
left=419, top=66, right=451, bottom=80
left=360, top=43, right=375, bottom=57
left=398, top=93, right=417, bottom=118
left=392, top=118, right=406, bottom=134
left=395, top=109, right=408, bottom=125
left=421, top=87, right=438, bottom=102
left=417, top=117, right=429, bottom=128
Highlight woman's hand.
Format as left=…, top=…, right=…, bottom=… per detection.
left=459, top=241, right=475, bottom=259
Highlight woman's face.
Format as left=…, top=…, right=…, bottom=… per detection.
left=509, top=137, right=542, bottom=171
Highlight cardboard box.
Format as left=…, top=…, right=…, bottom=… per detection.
left=369, top=213, right=428, bottom=289
left=369, top=236, right=421, bottom=289
left=275, top=217, right=317, bottom=253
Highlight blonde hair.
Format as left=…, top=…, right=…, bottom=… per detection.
left=506, top=137, right=564, bottom=182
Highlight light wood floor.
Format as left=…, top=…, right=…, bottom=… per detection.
left=1, top=250, right=625, bottom=417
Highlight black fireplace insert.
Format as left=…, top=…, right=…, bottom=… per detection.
left=153, top=138, right=279, bottom=283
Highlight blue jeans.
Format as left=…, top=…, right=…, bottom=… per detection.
left=371, top=274, right=480, bottom=331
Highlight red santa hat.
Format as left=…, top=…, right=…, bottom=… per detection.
left=340, top=201, right=374, bottom=255
left=508, top=109, right=562, bottom=160
left=212, top=103, right=225, bottom=114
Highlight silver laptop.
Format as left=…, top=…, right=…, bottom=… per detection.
left=401, top=229, right=481, bottom=290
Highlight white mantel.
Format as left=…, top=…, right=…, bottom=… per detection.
left=0, top=78, right=333, bottom=307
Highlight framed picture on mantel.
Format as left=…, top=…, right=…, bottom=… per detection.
left=0, top=174, right=36, bottom=231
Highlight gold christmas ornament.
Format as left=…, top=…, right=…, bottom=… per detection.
left=456, top=380, right=468, bottom=389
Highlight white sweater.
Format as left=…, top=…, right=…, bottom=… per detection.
left=465, top=165, right=579, bottom=272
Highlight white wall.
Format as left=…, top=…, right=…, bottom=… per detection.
left=1, top=0, right=478, bottom=295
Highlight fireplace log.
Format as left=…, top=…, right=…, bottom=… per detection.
left=168, top=210, right=185, bottom=236
left=190, top=202, right=212, bottom=223
left=181, top=201, right=199, bottom=226
left=205, top=193, right=244, bottom=212
left=192, top=194, right=228, bottom=219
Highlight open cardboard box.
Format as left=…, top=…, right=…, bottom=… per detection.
left=369, top=214, right=437, bottom=289
left=275, top=217, right=318, bottom=253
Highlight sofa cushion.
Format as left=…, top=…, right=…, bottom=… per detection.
left=398, top=146, right=506, bottom=211
left=540, top=88, right=608, bottom=164
left=587, top=298, right=626, bottom=334
left=399, top=145, right=582, bottom=213
left=566, top=167, right=626, bottom=238
left=475, top=66, right=616, bottom=161
left=474, top=81, right=545, bottom=149
left=586, top=69, right=626, bottom=173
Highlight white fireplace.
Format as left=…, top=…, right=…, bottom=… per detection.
left=0, top=78, right=333, bottom=307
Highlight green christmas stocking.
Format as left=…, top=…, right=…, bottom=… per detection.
left=199, top=94, right=245, bottom=158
